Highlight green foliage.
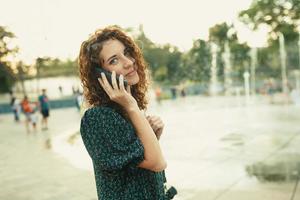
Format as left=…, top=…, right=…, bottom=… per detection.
left=133, top=26, right=185, bottom=85
left=239, top=0, right=300, bottom=41
left=185, top=39, right=211, bottom=83
left=239, top=0, right=300, bottom=80
left=208, top=22, right=251, bottom=83
left=0, top=26, right=18, bottom=93
left=35, top=57, right=78, bottom=78
left=209, top=22, right=238, bottom=51
left=0, top=63, right=15, bottom=93
left=0, top=26, right=18, bottom=61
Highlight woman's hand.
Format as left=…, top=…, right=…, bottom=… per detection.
left=98, top=71, right=138, bottom=111
left=146, top=115, right=164, bottom=140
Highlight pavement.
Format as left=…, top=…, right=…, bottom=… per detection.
left=0, top=108, right=97, bottom=200
left=1, top=96, right=300, bottom=200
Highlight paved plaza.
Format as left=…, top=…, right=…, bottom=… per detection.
left=1, top=96, right=300, bottom=200
left=0, top=108, right=97, bottom=200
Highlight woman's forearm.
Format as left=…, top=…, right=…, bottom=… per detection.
left=126, top=106, right=166, bottom=171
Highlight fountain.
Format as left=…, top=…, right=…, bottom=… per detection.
left=298, top=32, right=300, bottom=92
left=279, top=32, right=288, bottom=94
left=222, top=41, right=232, bottom=96
left=210, top=42, right=219, bottom=95
left=243, top=71, right=250, bottom=105
left=250, top=48, right=257, bottom=96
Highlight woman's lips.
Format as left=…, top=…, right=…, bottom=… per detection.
left=126, top=70, right=136, bottom=77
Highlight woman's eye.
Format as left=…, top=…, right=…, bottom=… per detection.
left=109, top=58, right=118, bottom=65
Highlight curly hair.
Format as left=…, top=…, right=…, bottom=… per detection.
left=78, top=26, right=150, bottom=112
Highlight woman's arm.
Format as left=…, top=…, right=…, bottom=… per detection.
left=125, top=105, right=167, bottom=172
left=98, top=72, right=167, bottom=172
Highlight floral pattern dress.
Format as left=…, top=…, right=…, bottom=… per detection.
left=80, top=106, right=167, bottom=200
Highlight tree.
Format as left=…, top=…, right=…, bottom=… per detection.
left=208, top=22, right=251, bottom=83
left=0, top=26, right=18, bottom=93
left=239, top=0, right=300, bottom=81
left=185, top=39, right=211, bottom=83
left=133, top=25, right=185, bottom=84
left=34, top=56, right=77, bottom=78
left=239, top=0, right=300, bottom=42
left=209, top=22, right=238, bottom=51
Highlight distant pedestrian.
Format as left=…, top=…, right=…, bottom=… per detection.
left=38, top=89, right=50, bottom=130
left=58, top=85, right=63, bottom=96
left=170, top=87, right=177, bottom=99
left=30, top=104, right=38, bottom=133
left=155, top=87, right=162, bottom=104
left=75, top=91, right=84, bottom=112
left=180, top=87, right=186, bottom=98
left=20, top=96, right=34, bottom=133
left=10, top=93, right=21, bottom=122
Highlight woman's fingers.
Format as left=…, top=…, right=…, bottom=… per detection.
left=153, top=121, right=164, bottom=131
left=119, top=74, right=125, bottom=91
left=111, top=71, right=119, bottom=90
left=98, top=77, right=109, bottom=94
left=147, top=116, right=164, bottom=130
left=126, top=84, right=131, bottom=94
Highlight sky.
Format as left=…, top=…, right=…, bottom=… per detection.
left=0, top=0, right=269, bottom=64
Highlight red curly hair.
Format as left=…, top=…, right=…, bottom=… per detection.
left=78, top=26, right=150, bottom=112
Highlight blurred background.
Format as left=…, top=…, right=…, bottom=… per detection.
left=0, top=0, right=300, bottom=199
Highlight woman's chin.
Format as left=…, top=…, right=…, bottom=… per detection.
left=127, top=76, right=139, bottom=86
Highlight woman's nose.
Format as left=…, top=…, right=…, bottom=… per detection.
left=122, top=56, right=135, bottom=68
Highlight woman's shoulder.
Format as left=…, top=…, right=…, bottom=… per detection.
left=82, top=106, right=124, bottom=121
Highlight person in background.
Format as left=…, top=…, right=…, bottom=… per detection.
left=10, top=93, right=21, bottom=122
left=58, top=85, right=63, bottom=96
left=155, top=86, right=162, bottom=105
left=75, top=91, right=84, bottom=112
left=38, top=89, right=50, bottom=130
left=30, top=102, right=39, bottom=133
left=20, top=96, right=33, bottom=133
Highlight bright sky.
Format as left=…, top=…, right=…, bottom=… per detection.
left=0, top=0, right=269, bottom=64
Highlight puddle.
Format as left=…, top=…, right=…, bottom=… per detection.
left=246, top=153, right=300, bottom=182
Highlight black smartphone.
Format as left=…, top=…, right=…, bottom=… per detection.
left=95, top=67, right=128, bottom=88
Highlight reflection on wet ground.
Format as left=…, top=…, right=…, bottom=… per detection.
left=43, top=131, right=80, bottom=150
left=246, top=154, right=300, bottom=182
left=50, top=96, right=300, bottom=199
left=44, top=138, right=52, bottom=149
left=67, top=132, right=80, bottom=145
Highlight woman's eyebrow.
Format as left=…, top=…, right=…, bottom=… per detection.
left=106, top=47, right=126, bottom=63
left=106, top=55, right=117, bottom=63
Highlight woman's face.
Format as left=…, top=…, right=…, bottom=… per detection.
left=99, top=39, right=139, bottom=86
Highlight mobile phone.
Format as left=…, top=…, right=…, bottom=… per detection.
left=95, top=67, right=128, bottom=88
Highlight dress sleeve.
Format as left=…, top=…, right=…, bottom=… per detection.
left=80, top=106, right=144, bottom=172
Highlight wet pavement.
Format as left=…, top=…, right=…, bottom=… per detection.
left=1, top=95, right=300, bottom=200
left=0, top=108, right=97, bottom=200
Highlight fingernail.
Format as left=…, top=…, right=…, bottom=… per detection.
left=101, top=72, right=104, bottom=76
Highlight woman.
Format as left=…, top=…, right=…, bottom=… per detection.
left=79, top=26, right=169, bottom=200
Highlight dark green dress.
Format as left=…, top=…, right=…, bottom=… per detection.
left=80, top=106, right=166, bottom=200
